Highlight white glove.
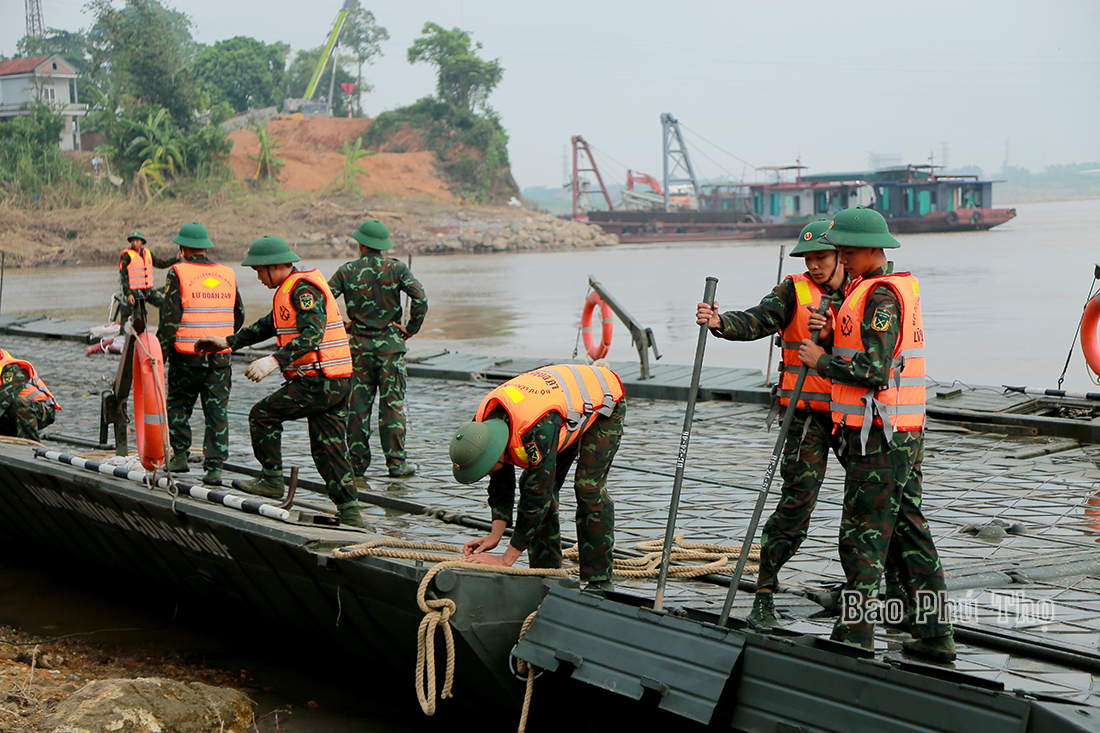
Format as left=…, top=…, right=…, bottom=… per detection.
left=194, top=336, right=230, bottom=354
left=245, top=356, right=279, bottom=382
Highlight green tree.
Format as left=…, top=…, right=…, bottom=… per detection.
left=123, top=107, right=185, bottom=175
left=192, top=36, right=286, bottom=113
left=340, top=3, right=388, bottom=116
left=284, top=46, right=355, bottom=116
left=87, top=0, right=198, bottom=127
left=407, top=23, right=502, bottom=112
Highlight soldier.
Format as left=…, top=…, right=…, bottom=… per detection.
left=117, top=230, right=174, bottom=323
left=696, top=219, right=850, bottom=627
left=449, top=364, right=625, bottom=591
left=195, top=236, right=363, bottom=527
left=157, top=222, right=245, bottom=484
left=0, top=348, right=59, bottom=440
left=328, top=220, right=427, bottom=479
left=799, top=207, right=955, bottom=662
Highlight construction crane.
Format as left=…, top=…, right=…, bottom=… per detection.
left=304, top=0, right=356, bottom=106
left=570, top=136, right=615, bottom=219
left=661, top=113, right=700, bottom=211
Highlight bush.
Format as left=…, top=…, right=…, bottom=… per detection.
left=0, top=104, right=92, bottom=200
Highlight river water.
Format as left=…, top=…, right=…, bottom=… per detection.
left=6, top=198, right=1099, bottom=393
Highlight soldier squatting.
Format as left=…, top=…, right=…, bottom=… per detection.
left=7, top=207, right=954, bottom=661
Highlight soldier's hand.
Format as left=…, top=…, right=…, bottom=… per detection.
left=127, top=294, right=135, bottom=306
left=194, top=336, right=230, bottom=354
left=245, top=356, right=279, bottom=382
left=464, top=534, right=500, bottom=556
left=799, top=340, right=826, bottom=370
left=394, top=323, right=410, bottom=340
left=806, top=307, right=833, bottom=339
left=465, top=552, right=509, bottom=567
left=696, top=301, right=720, bottom=328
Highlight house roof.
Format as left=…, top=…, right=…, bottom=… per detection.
left=0, top=55, right=77, bottom=78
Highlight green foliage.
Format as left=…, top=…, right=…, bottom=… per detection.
left=248, top=118, right=286, bottom=182
left=87, top=0, right=198, bottom=128
left=407, top=23, right=502, bottom=112
left=340, top=2, right=388, bottom=116
left=284, top=46, right=355, bottom=116
left=123, top=107, right=185, bottom=176
left=0, top=103, right=90, bottom=199
left=192, top=36, right=286, bottom=113
left=363, top=97, right=514, bottom=203
left=337, top=137, right=375, bottom=192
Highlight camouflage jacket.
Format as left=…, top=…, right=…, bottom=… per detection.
left=119, top=247, right=176, bottom=300
left=711, top=274, right=848, bottom=342
left=156, top=253, right=245, bottom=368
left=328, top=251, right=427, bottom=354
left=485, top=409, right=564, bottom=553
left=818, top=263, right=915, bottom=453
left=0, top=363, right=31, bottom=415
left=226, top=269, right=329, bottom=373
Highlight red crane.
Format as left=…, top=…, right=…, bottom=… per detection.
left=571, top=136, right=614, bottom=219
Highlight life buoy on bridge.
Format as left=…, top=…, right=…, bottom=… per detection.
left=581, top=291, right=614, bottom=361
left=1081, top=294, right=1100, bottom=378
left=132, top=332, right=169, bottom=471
left=945, top=211, right=960, bottom=226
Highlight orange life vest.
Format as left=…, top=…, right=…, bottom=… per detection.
left=120, top=248, right=154, bottom=291
left=173, top=261, right=237, bottom=354
left=272, top=269, right=353, bottom=379
left=474, top=364, right=625, bottom=469
left=0, top=350, right=59, bottom=411
left=776, top=273, right=834, bottom=412
left=830, top=273, right=926, bottom=450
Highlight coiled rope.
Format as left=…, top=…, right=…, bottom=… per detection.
left=332, top=535, right=761, bottom=718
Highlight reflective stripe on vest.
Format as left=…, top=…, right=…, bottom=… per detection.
left=173, top=262, right=237, bottom=354
left=830, top=273, right=926, bottom=451
left=0, top=349, right=59, bottom=410
left=121, top=248, right=154, bottom=290
left=272, top=269, right=353, bottom=379
left=775, top=273, right=834, bottom=412
left=473, top=364, right=625, bottom=469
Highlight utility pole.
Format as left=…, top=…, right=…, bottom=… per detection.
left=25, top=0, right=44, bottom=37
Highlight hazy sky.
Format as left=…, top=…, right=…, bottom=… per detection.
left=3, top=0, right=1098, bottom=189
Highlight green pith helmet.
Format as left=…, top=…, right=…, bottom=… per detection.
left=172, top=222, right=214, bottom=249
left=450, top=419, right=510, bottom=484
left=240, top=235, right=301, bottom=267
left=789, top=219, right=836, bottom=257
left=352, top=219, right=394, bottom=251
left=818, top=206, right=900, bottom=249
left=127, top=230, right=147, bottom=245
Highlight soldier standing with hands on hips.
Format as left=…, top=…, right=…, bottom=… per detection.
left=798, top=207, right=955, bottom=662
left=328, top=219, right=427, bottom=479
left=195, top=236, right=364, bottom=527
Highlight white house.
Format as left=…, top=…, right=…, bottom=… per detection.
left=0, top=54, right=89, bottom=151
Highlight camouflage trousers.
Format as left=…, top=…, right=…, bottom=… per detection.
left=527, top=399, right=624, bottom=582
left=0, top=397, right=55, bottom=441
left=347, top=343, right=407, bottom=475
left=831, top=429, right=953, bottom=648
left=249, top=376, right=356, bottom=508
left=166, top=360, right=231, bottom=471
left=756, top=408, right=844, bottom=592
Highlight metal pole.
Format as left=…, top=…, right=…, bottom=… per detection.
left=719, top=296, right=831, bottom=625
left=764, top=244, right=785, bottom=387
left=653, top=276, right=718, bottom=611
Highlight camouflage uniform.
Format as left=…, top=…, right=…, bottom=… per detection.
left=486, top=400, right=624, bottom=582
left=156, top=253, right=245, bottom=474
left=712, top=277, right=848, bottom=591
left=0, top=363, right=55, bottom=440
left=818, top=263, right=952, bottom=647
left=226, top=272, right=357, bottom=509
left=328, top=251, right=427, bottom=474
left=118, top=248, right=174, bottom=322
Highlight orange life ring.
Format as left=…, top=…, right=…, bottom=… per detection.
left=581, top=291, right=614, bottom=360
left=133, top=332, right=169, bottom=471
left=1082, top=294, right=1100, bottom=377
